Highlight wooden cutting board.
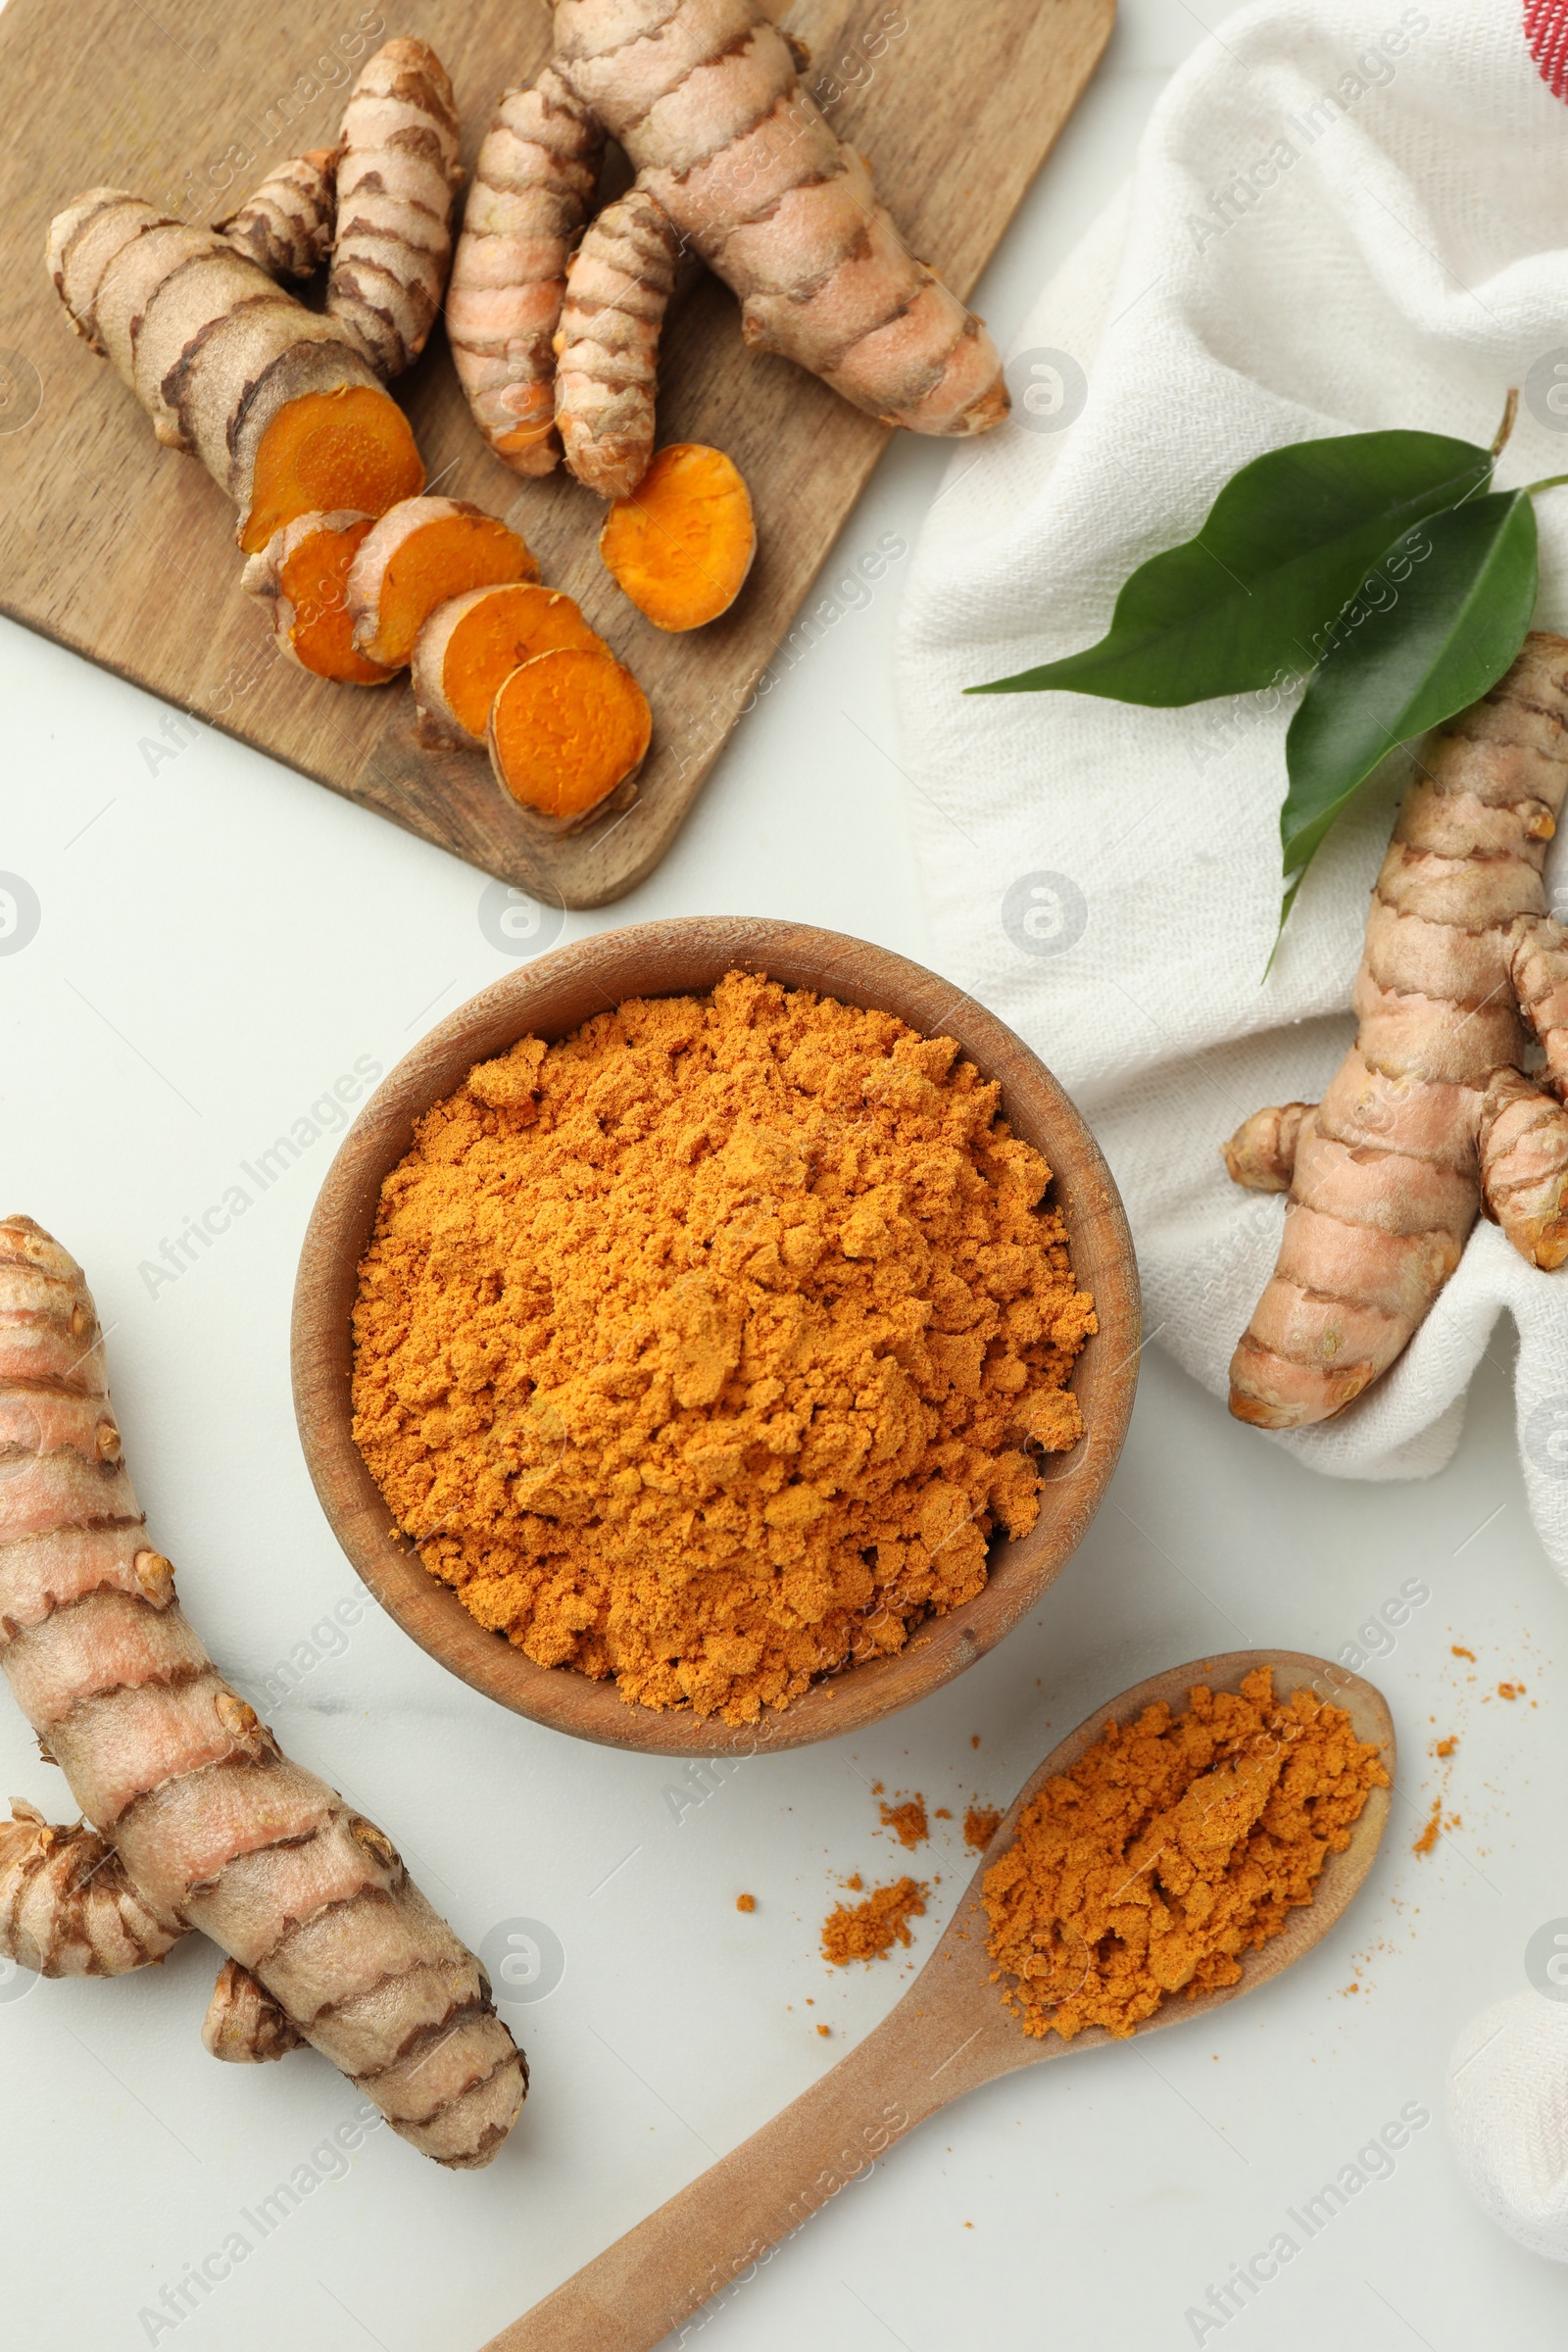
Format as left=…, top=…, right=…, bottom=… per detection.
left=0, top=0, right=1112, bottom=907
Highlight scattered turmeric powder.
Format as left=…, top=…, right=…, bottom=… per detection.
left=1412, top=1798, right=1444, bottom=1857
left=822, top=1877, right=928, bottom=1966
left=879, top=1796, right=928, bottom=1849
left=1434, top=1737, right=1457, bottom=1758
left=983, top=1669, right=1387, bottom=2040
left=735, top=1893, right=756, bottom=1914
left=1496, top=1681, right=1524, bottom=1700
left=1451, top=1645, right=1477, bottom=1661
left=963, top=1803, right=1003, bottom=1851
left=351, top=971, right=1095, bottom=1723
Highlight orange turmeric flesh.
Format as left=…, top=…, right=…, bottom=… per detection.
left=984, top=1669, right=1389, bottom=2041
left=352, top=505, right=540, bottom=669
left=435, top=585, right=604, bottom=743
left=242, top=385, right=423, bottom=557
left=276, top=517, right=398, bottom=684
left=487, top=645, right=651, bottom=823
left=599, top=443, right=756, bottom=631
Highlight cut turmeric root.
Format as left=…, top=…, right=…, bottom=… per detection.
left=46, top=43, right=459, bottom=553
left=347, top=496, right=540, bottom=670
left=488, top=645, right=651, bottom=826
left=242, top=384, right=424, bottom=558
left=242, top=512, right=398, bottom=685
left=413, top=582, right=604, bottom=747
left=47, top=190, right=424, bottom=553
left=599, top=443, right=755, bottom=631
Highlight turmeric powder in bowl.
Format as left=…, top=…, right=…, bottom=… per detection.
left=983, top=1669, right=1389, bottom=2040
left=349, top=971, right=1095, bottom=1725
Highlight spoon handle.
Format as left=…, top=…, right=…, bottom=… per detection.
left=481, top=1987, right=1016, bottom=2352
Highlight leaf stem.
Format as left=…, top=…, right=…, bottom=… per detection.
left=1525, top=472, right=1568, bottom=497
left=1491, top=387, right=1520, bottom=459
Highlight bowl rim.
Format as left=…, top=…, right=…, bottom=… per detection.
left=290, top=917, right=1141, bottom=1756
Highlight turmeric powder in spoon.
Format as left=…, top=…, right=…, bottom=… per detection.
left=984, top=1668, right=1388, bottom=2039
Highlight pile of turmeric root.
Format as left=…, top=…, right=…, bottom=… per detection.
left=47, top=11, right=1006, bottom=832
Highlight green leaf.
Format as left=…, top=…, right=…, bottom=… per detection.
left=967, top=431, right=1493, bottom=706
left=1278, top=489, right=1538, bottom=912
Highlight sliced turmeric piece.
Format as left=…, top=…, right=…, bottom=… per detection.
left=599, top=443, right=755, bottom=632
left=242, top=512, right=399, bottom=686
left=241, top=383, right=424, bottom=557
left=413, top=583, right=605, bottom=748
left=45, top=191, right=413, bottom=554
left=487, top=645, right=651, bottom=828
left=348, top=497, right=540, bottom=670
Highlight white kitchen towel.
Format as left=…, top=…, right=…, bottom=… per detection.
left=1448, top=1989, right=1568, bottom=2259
left=894, top=0, right=1568, bottom=1566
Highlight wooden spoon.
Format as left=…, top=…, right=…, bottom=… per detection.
left=481, top=1649, right=1394, bottom=2352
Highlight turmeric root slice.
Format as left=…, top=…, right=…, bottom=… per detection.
left=242, top=383, right=424, bottom=557
left=599, top=443, right=755, bottom=631
left=413, top=582, right=604, bottom=748
left=348, top=496, right=540, bottom=669
left=241, top=511, right=398, bottom=685
left=488, top=645, right=651, bottom=827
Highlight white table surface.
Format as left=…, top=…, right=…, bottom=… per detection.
left=6, top=5, right=1568, bottom=2347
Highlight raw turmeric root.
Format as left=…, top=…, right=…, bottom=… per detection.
left=446, top=70, right=604, bottom=473
left=600, top=443, right=755, bottom=630
left=326, top=36, right=465, bottom=378
left=1226, top=632, right=1568, bottom=1427
left=216, top=149, right=337, bottom=278
left=347, top=496, right=540, bottom=669
left=47, top=190, right=423, bottom=553
left=413, top=581, right=603, bottom=747
left=0, top=1216, right=526, bottom=2167
left=0, top=1801, right=183, bottom=1977
left=241, top=511, right=399, bottom=685
left=555, top=187, right=680, bottom=498
left=451, top=0, right=1007, bottom=464
left=202, top=1955, right=305, bottom=2061
left=1221, top=1102, right=1313, bottom=1194
left=488, top=644, right=651, bottom=826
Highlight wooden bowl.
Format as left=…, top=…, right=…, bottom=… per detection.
left=290, top=918, right=1141, bottom=1756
